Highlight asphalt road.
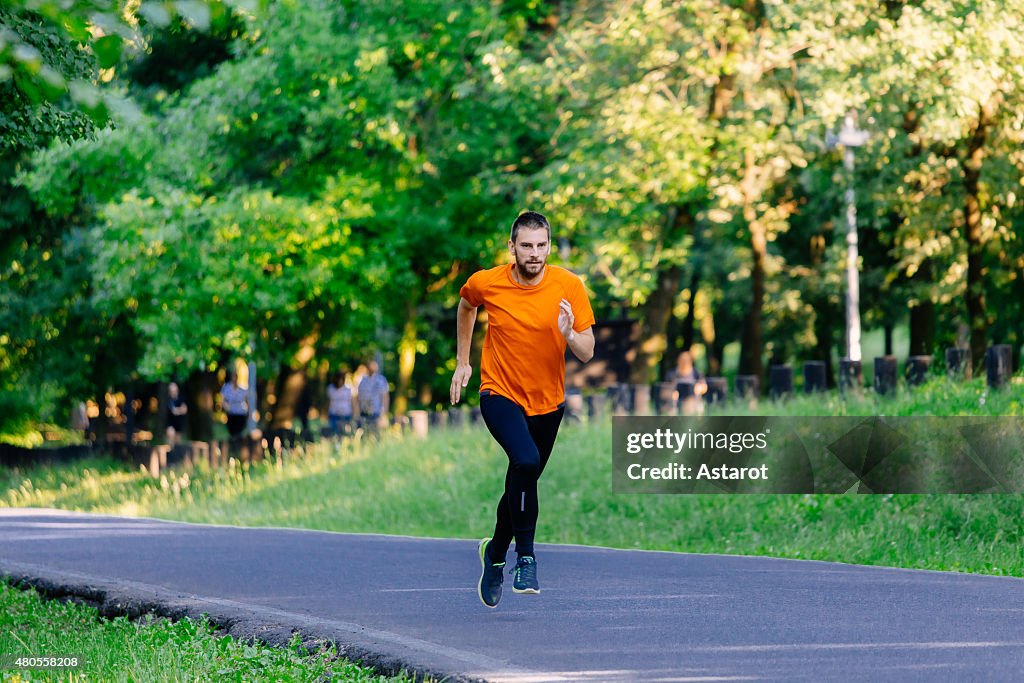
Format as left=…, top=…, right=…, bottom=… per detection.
left=1, top=508, right=1022, bottom=682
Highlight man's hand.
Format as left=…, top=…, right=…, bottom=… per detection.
left=558, top=298, right=575, bottom=340
left=560, top=298, right=595, bottom=363
left=450, top=363, right=473, bottom=405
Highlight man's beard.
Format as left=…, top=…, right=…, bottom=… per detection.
left=515, top=253, right=546, bottom=278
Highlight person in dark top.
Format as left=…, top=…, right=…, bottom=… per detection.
left=166, top=381, right=188, bottom=445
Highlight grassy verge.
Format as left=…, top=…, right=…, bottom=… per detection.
left=0, top=580, right=412, bottom=682
left=2, top=377, right=1022, bottom=577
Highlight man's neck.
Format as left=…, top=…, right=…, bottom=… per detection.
left=512, top=264, right=545, bottom=286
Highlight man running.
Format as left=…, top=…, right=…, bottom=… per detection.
left=450, top=211, right=595, bottom=608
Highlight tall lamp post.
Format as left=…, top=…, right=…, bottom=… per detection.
left=827, top=113, right=869, bottom=367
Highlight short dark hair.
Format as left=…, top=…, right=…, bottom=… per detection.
left=510, top=211, right=550, bottom=243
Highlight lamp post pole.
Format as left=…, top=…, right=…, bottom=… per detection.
left=828, top=113, right=869, bottom=363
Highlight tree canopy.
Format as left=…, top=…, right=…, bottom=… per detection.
left=3, top=0, right=1024, bottom=433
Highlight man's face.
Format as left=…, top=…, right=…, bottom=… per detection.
left=509, top=226, right=550, bottom=278
left=368, top=361, right=378, bottom=375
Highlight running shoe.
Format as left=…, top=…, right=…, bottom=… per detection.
left=512, top=555, right=539, bottom=594
left=477, top=538, right=505, bottom=608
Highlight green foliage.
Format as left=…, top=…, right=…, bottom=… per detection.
left=92, top=188, right=375, bottom=376
left=127, top=13, right=244, bottom=102
left=798, top=0, right=1024, bottom=356
left=0, top=0, right=260, bottom=122
left=15, top=0, right=551, bottom=406
left=5, top=0, right=1024, bottom=423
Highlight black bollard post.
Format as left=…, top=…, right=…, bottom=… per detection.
left=735, top=375, right=759, bottom=399
left=839, top=358, right=863, bottom=393
left=769, top=364, right=793, bottom=399
left=448, top=406, right=466, bottom=428
left=586, top=393, right=607, bottom=420
left=874, top=356, right=898, bottom=395
left=610, top=384, right=633, bottom=415
left=986, top=345, right=1013, bottom=389
left=803, top=361, right=827, bottom=393
left=945, top=347, right=972, bottom=381
left=906, top=355, right=932, bottom=386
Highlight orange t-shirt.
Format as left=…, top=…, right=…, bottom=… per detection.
left=460, top=264, right=595, bottom=416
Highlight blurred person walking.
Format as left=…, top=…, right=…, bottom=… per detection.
left=327, top=370, right=355, bottom=437
left=165, top=381, right=188, bottom=445
left=356, top=360, right=389, bottom=436
left=220, top=372, right=249, bottom=440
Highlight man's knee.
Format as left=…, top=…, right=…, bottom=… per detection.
left=511, top=448, right=541, bottom=478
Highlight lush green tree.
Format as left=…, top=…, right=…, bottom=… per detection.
left=521, top=0, right=821, bottom=384
left=799, top=0, right=1024, bottom=368
left=0, top=0, right=256, bottom=119
left=1, top=0, right=260, bottom=435
left=1, top=8, right=100, bottom=433
left=18, top=0, right=554, bottom=425
left=9, top=0, right=1024, bottom=436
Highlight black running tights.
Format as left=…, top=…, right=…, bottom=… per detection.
left=479, top=392, right=564, bottom=562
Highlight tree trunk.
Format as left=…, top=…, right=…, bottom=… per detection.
left=662, top=309, right=681, bottom=380
left=963, top=96, right=998, bottom=371
left=738, top=149, right=766, bottom=379
left=394, top=299, right=418, bottom=416
left=812, top=305, right=836, bottom=388
left=680, top=271, right=700, bottom=351
left=268, top=365, right=301, bottom=430
left=908, top=261, right=934, bottom=356
left=184, top=370, right=217, bottom=442
left=702, top=297, right=722, bottom=376
left=739, top=228, right=766, bottom=377
left=628, top=206, right=692, bottom=384
left=628, top=263, right=683, bottom=384
left=267, top=334, right=317, bottom=430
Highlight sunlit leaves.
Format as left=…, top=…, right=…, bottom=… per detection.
left=0, top=0, right=263, bottom=122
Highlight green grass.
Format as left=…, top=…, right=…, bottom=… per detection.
left=0, top=421, right=85, bottom=449
left=720, top=374, right=1024, bottom=416
left=0, top=580, right=414, bottom=682
left=2, top=377, right=1023, bottom=578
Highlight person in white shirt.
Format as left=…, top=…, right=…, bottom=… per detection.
left=326, top=370, right=355, bottom=437
left=220, top=373, right=249, bottom=439
left=356, top=360, right=389, bottom=431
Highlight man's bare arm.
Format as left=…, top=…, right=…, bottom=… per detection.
left=566, top=326, right=595, bottom=363
left=450, top=297, right=477, bottom=404
left=558, top=297, right=595, bottom=363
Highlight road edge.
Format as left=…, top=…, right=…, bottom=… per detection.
left=0, top=560, right=505, bottom=683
